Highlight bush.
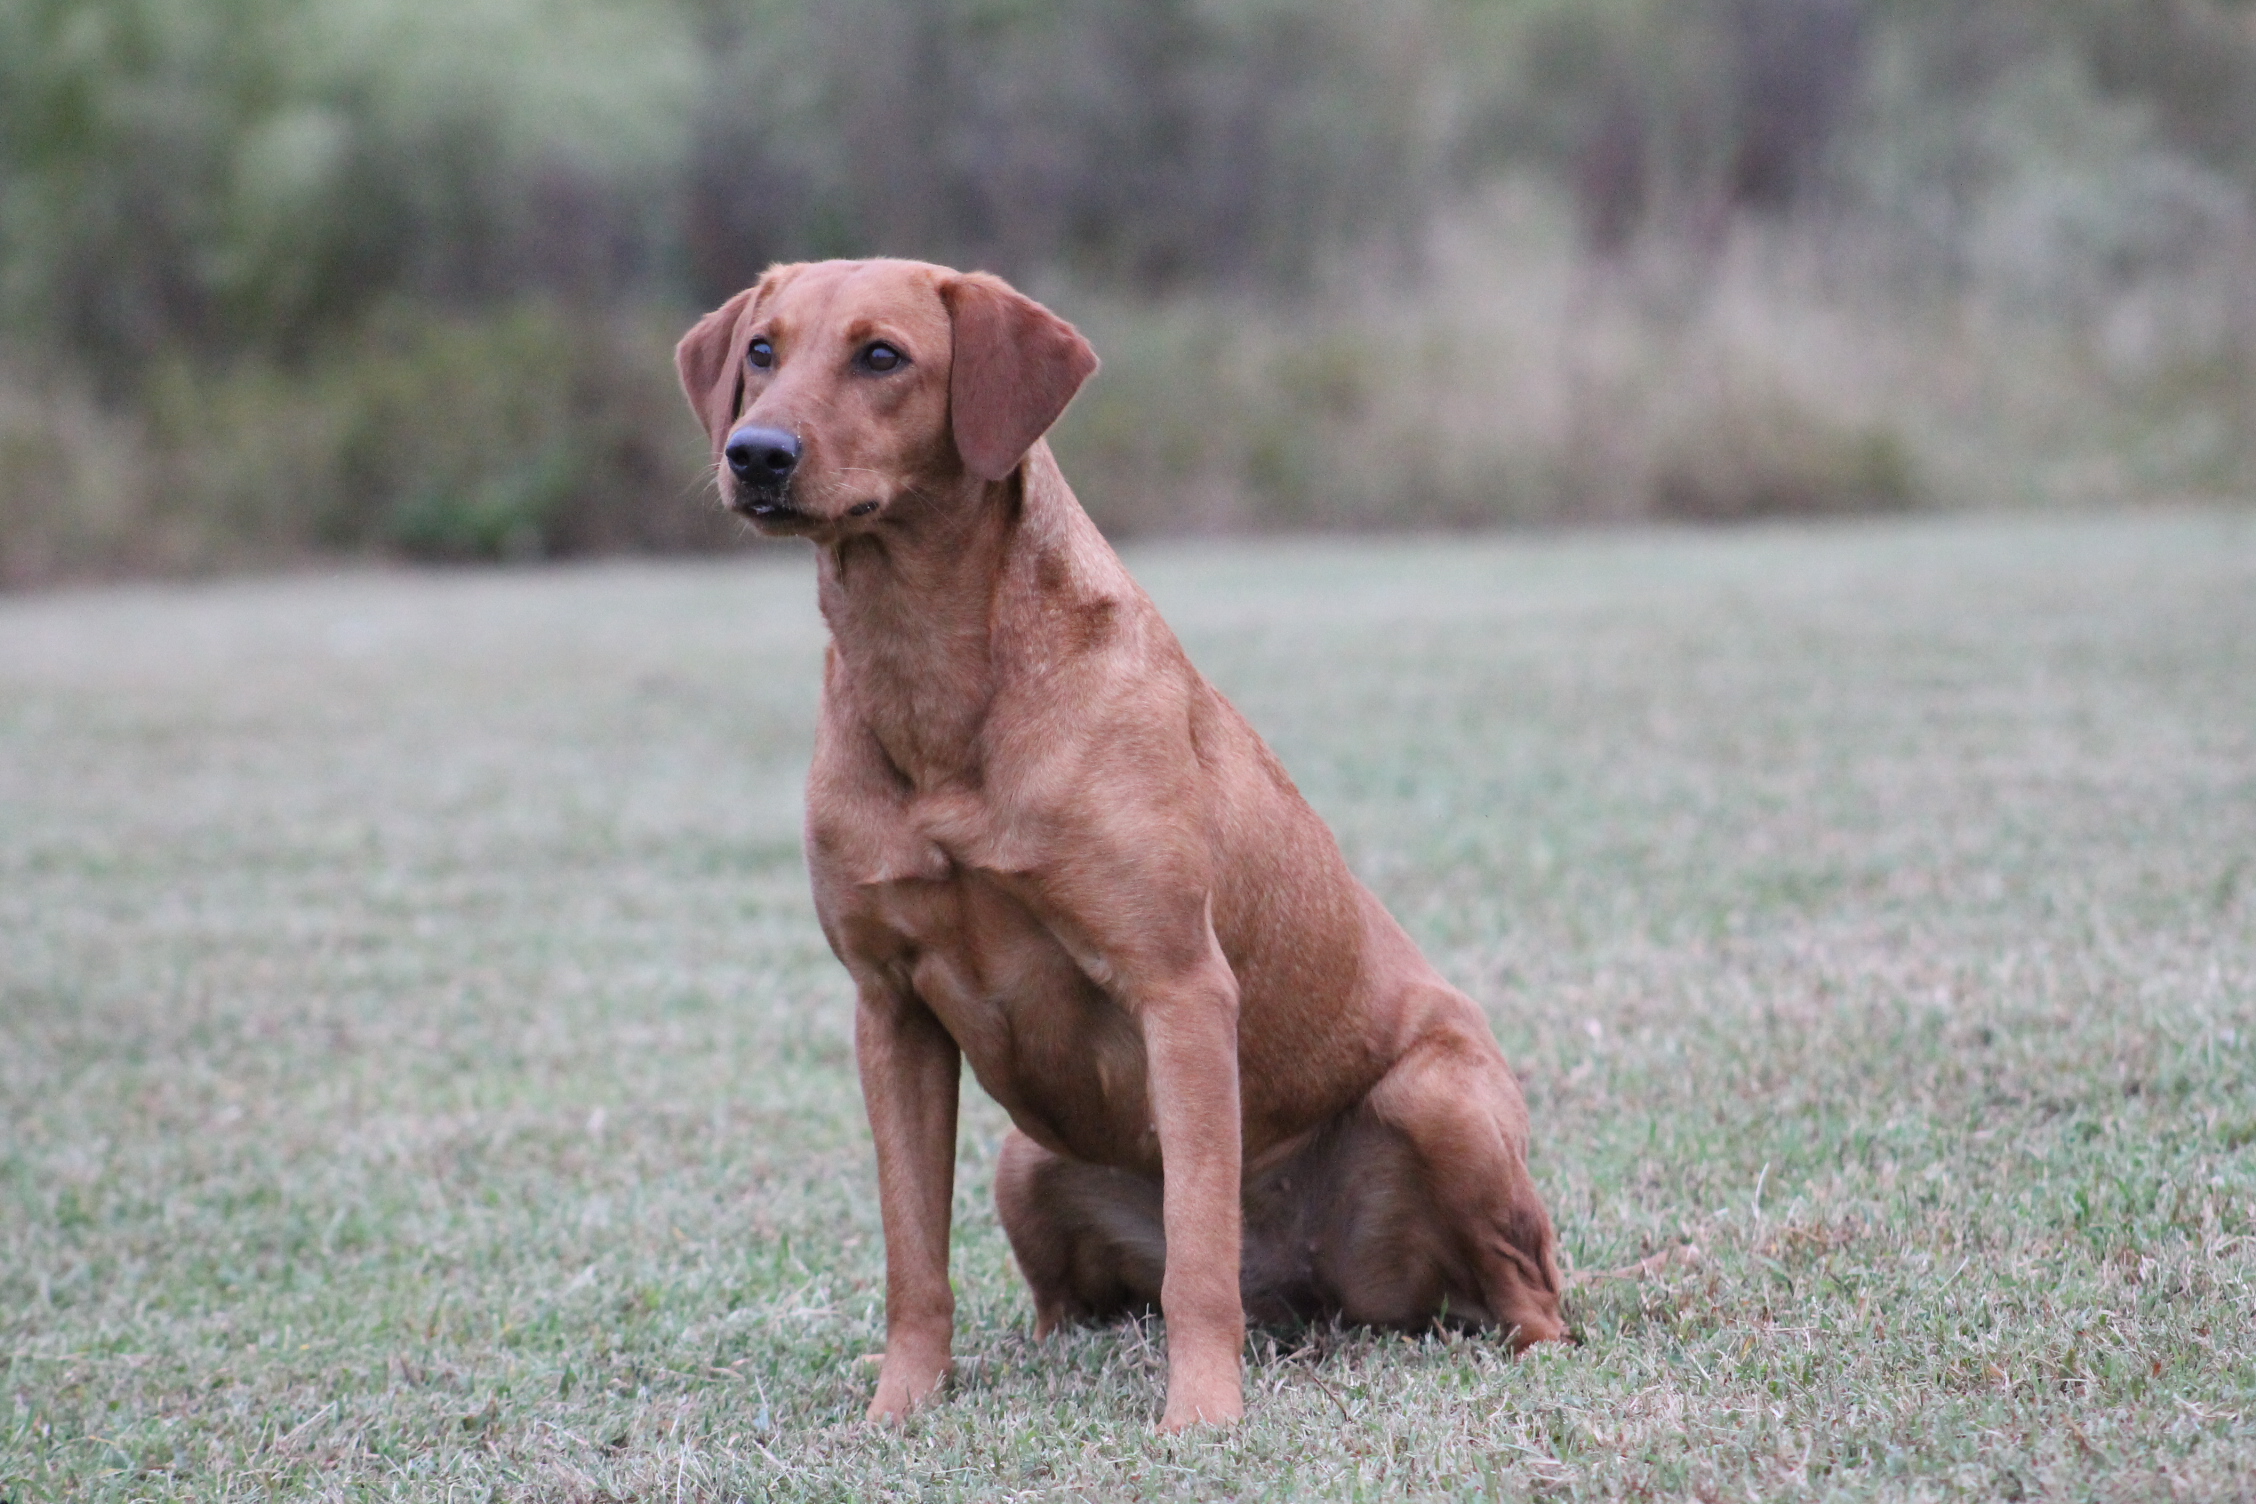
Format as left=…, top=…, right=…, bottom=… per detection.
left=0, top=368, right=148, bottom=586
left=272, top=303, right=730, bottom=561
left=1649, top=397, right=1916, bottom=522
left=1, top=303, right=738, bottom=583
left=1051, top=194, right=1929, bottom=537
left=0, top=0, right=696, bottom=384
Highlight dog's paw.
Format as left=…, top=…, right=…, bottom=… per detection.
left=1157, top=1383, right=1243, bottom=1432
left=866, top=1349, right=953, bottom=1422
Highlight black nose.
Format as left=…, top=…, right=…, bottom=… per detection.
left=724, top=426, right=801, bottom=486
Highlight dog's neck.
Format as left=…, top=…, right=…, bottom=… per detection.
left=815, top=442, right=1114, bottom=789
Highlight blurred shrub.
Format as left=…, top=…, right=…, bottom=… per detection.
left=0, top=368, right=148, bottom=586
left=1054, top=315, right=1572, bottom=534
left=1, top=304, right=730, bottom=581
left=294, top=304, right=724, bottom=560
left=683, top=0, right=1438, bottom=300
left=0, top=0, right=694, bottom=385
left=1054, top=192, right=1927, bottom=536
left=1649, top=398, right=1915, bottom=522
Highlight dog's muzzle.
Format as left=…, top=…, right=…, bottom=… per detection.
left=724, top=425, right=802, bottom=516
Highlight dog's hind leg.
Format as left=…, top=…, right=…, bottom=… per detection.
left=995, top=1129, right=1167, bottom=1334
left=1357, top=1003, right=1567, bottom=1348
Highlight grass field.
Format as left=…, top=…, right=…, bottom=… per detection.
left=4, top=509, right=2255, bottom=1501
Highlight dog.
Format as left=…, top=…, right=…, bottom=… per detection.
left=675, top=259, right=1565, bottom=1430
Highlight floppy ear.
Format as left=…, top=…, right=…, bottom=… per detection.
left=674, top=287, right=755, bottom=455
left=943, top=272, right=1100, bottom=482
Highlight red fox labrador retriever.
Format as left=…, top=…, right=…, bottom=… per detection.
left=676, top=258, right=1564, bottom=1430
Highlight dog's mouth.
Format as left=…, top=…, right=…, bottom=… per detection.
left=728, top=488, right=817, bottom=530
left=728, top=487, right=885, bottom=531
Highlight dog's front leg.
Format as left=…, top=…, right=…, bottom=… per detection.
left=1138, top=957, right=1247, bottom=1430
left=854, top=976, right=963, bottom=1421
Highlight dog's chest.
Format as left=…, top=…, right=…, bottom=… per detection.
left=847, top=860, right=1157, bottom=1165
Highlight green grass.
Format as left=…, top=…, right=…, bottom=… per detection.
left=4, top=509, right=2254, bottom=1501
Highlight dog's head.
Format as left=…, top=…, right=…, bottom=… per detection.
left=675, top=259, right=1098, bottom=538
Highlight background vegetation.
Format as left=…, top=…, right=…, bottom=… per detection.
left=5, top=510, right=2252, bottom=1497
left=9, top=0, right=2256, bottom=581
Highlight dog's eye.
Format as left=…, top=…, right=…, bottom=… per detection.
left=859, top=342, right=904, bottom=373
left=747, top=339, right=774, bottom=370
